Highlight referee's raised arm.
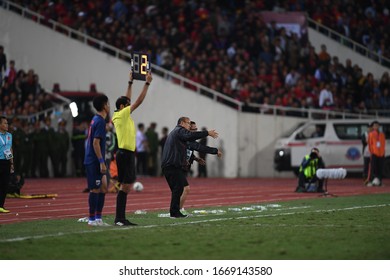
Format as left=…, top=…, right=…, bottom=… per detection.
left=131, top=71, right=153, bottom=113
left=124, top=70, right=133, bottom=100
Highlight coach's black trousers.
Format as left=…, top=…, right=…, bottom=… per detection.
left=162, top=166, right=188, bottom=216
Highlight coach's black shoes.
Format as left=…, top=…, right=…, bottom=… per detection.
left=114, top=219, right=138, bottom=226
left=170, top=213, right=189, bottom=219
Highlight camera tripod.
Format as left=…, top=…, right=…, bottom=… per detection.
left=319, top=178, right=337, bottom=197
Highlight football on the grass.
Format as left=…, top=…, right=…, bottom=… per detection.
left=133, top=182, right=144, bottom=192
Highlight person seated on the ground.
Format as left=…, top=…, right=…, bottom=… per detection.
left=6, top=171, right=24, bottom=197
left=295, top=147, right=325, bottom=193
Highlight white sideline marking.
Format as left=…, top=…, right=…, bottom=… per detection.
left=1, top=204, right=388, bottom=243
left=252, top=224, right=381, bottom=228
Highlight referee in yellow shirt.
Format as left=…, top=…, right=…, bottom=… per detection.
left=112, top=70, right=152, bottom=226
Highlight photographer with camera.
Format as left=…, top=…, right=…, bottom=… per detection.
left=295, top=147, right=325, bottom=193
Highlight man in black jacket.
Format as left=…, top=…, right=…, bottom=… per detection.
left=161, top=117, right=219, bottom=218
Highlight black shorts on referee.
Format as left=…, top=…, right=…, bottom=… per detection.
left=116, top=149, right=136, bottom=184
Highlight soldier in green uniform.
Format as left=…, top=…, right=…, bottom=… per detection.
left=72, top=121, right=87, bottom=177
left=145, top=122, right=158, bottom=176
left=30, top=121, right=41, bottom=178
left=35, top=120, right=50, bottom=178
left=56, top=119, right=70, bottom=177
left=44, top=117, right=59, bottom=177
left=10, top=117, right=25, bottom=174
left=21, top=121, right=34, bottom=178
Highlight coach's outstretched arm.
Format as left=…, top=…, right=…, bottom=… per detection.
left=207, top=129, right=218, bottom=139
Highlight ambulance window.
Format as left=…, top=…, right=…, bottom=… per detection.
left=281, top=122, right=305, bottom=138
left=295, top=124, right=323, bottom=140
left=381, top=124, right=390, bottom=139
left=334, top=124, right=364, bottom=140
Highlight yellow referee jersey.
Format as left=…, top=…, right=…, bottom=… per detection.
left=112, top=105, right=136, bottom=151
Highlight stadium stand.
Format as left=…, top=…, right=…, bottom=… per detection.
left=2, top=0, right=390, bottom=179
left=5, top=0, right=388, bottom=116
left=303, top=0, right=390, bottom=65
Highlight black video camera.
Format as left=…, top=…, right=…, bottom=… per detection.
left=310, top=151, right=318, bottom=159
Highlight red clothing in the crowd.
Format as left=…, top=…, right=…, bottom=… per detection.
left=239, top=87, right=250, bottom=102
left=6, top=68, right=16, bottom=85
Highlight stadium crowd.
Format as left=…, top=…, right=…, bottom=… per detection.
left=7, top=0, right=389, bottom=114
left=304, top=0, right=390, bottom=64
left=2, top=0, right=390, bottom=178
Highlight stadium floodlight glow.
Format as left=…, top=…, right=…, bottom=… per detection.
left=70, top=102, right=78, bottom=118
left=278, top=150, right=284, bottom=157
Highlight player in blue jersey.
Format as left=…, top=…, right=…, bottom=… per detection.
left=84, top=94, right=110, bottom=226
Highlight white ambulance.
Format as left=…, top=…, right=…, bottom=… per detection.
left=273, top=119, right=390, bottom=176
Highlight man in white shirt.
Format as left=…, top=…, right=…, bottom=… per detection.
left=284, top=68, right=300, bottom=87
left=319, top=82, right=334, bottom=109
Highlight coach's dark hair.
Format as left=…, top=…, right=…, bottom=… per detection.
left=93, top=94, right=109, bottom=112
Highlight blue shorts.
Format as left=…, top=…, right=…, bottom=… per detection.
left=85, top=162, right=103, bottom=190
